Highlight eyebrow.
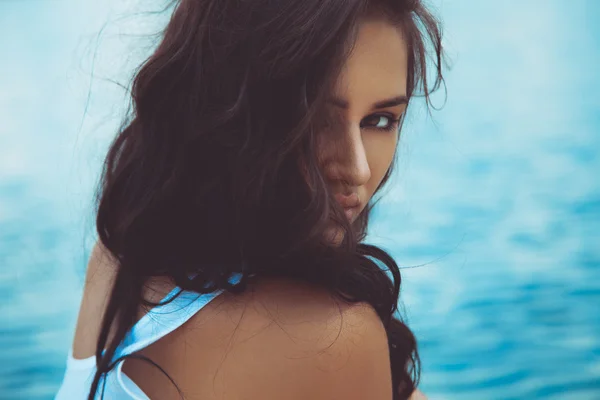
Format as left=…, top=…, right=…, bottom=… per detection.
left=328, top=95, right=409, bottom=110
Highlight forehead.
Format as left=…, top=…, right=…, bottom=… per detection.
left=335, top=18, right=408, bottom=101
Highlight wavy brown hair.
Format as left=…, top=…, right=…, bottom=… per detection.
left=89, top=0, right=444, bottom=398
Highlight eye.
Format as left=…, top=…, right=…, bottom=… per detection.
left=360, top=114, right=401, bottom=132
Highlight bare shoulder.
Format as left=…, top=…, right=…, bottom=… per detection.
left=71, top=242, right=119, bottom=358
left=192, top=277, right=394, bottom=399
left=71, top=242, right=173, bottom=359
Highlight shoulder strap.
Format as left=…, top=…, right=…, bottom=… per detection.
left=110, top=273, right=243, bottom=399
left=114, top=273, right=242, bottom=359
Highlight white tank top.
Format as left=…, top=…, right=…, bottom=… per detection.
left=55, top=274, right=242, bottom=399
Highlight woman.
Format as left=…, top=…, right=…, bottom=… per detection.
left=56, top=0, right=444, bottom=398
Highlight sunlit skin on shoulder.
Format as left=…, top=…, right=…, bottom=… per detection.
left=121, top=277, right=393, bottom=399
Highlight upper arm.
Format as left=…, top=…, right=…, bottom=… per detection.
left=222, top=299, right=393, bottom=400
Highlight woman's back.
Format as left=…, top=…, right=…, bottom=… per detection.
left=60, top=244, right=394, bottom=399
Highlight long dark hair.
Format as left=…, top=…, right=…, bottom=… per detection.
left=89, top=0, right=444, bottom=398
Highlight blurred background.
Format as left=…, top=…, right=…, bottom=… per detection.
left=1, top=0, right=599, bottom=398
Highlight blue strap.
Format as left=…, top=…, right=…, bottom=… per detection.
left=110, top=273, right=243, bottom=399
left=113, top=273, right=243, bottom=360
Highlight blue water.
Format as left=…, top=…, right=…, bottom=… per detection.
left=1, top=0, right=599, bottom=399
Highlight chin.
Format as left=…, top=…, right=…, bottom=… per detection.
left=323, top=225, right=345, bottom=246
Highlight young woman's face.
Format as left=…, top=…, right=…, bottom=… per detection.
left=319, top=17, right=409, bottom=242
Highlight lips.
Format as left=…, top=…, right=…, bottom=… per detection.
left=335, top=192, right=361, bottom=209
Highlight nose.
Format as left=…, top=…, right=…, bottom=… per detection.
left=332, top=124, right=371, bottom=187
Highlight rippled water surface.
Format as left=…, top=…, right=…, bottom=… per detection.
left=1, top=0, right=599, bottom=398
